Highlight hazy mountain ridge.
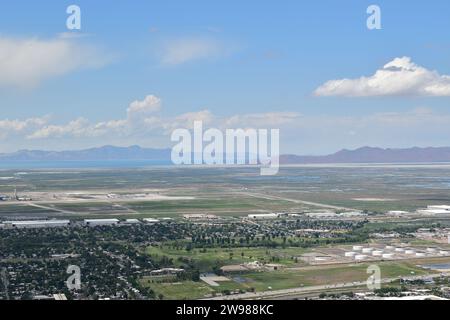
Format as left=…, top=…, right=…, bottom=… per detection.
left=0, top=145, right=171, bottom=161
left=2, top=145, right=450, bottom=163
left=281, top=146, right=450, bottom=164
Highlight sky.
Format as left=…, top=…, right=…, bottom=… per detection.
left=0, top=0, right=450, bottom=154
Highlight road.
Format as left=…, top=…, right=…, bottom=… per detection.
left=204, top=273, right=447, bottom=300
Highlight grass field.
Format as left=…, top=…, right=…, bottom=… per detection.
left=241, top=262, right=429, bottom=291
left=145, top=245, right=308, bottom=272
left=139, top=280, right=215, bottom=300
left=138, top=260, right=434, bottom=299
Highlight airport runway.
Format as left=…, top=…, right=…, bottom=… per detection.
left=243, top=191, right=359, bottom=211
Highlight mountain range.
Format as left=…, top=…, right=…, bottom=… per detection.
left=0, top=145, right=171, bottom=161
left=2, top=145, right=450, bottom=164
left=280, top=146, right=450, bottom=164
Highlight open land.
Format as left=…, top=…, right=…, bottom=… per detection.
left=1, top=164, right=450, bottom=300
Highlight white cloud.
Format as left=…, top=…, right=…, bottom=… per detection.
left=314, top=57, right=450, bottom=97
left=0, top=35, right=110, bottom=88
left=167, top=110, right=215, bottom=130
left=0, top=116, right=49, bottom=139
left=15, top=94, right=297, bottom=143
left=127, top=95, right=161, bottom=117
left=160, top=37, right=223, bottom=66
left=224, top=112, right=300, bottom=128
left=27, top=118, right=92, bottom=139
left=5, top=93, right=450, bottom=154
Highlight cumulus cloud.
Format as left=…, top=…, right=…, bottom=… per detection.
left=0, top=35, right=110, bottom=88
left=160, top=37, right=224, bottom=66
left=5, top=93, right=450, bottom=154
left=0, top=116, right=50, bottom=139
left=127, top=95, right=161, bottom=117
left=167, top=110, right=215, bottom=131
left=314, top=57, right=450, bottom=97
left=5, top=94, right=297, bottom=144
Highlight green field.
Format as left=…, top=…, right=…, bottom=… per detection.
left=145, top=245, right=308, bottom=272
left=3, top=165, right=450, bottom=219
left=138, top=260, right=432, bottom=299
left=139, top=280, right=215, bottom=300
left=241, top=262, right=428, bottom=291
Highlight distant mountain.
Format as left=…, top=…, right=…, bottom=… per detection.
left=280, top=146, right=450, bottom=164
left=0, top=145, right=171, bottom=161
left=2, top=145, right=450, bottom=164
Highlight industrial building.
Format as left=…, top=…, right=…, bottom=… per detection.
left=305, top=242, right=450, bottom=265
left=428, top=205, right=450, bottom=211
left=305, top=212, right=337, bottom=218
left=122, top=219, right=141, bottom=225
left=340, top=211, right=365, bottom=217
left=143, top=218, right=160, bottom=224
left=84, top=219, right=119, bottom=227
left=417, top=205, right=450, bottom=216
left=1, top=220, right=70, bottom=229
left=183, top=214, right=218, bottom=220
left=247, top=213, right=279, bottom=220
left=386, top=211, right=409, bottom=217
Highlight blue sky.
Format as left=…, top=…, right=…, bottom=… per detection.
left=1, top=0, right=450, bottom=154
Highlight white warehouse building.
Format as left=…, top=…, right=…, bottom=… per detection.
left=247, top=213, right=279, bottom=220
left=84, top=219, right=119, bottom=227
left=417, top=205, right=450, bottom=216
left=143, top=218, right=160, bottom=224
left=3, top=220, right=70, bottom=229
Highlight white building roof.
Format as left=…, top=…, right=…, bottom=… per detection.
left=428, top=205, right=450, bottom=210
left=247, top=213, right=278, bottom=219
left=418, top=209, right=450, bottom=215
left=123, top=219, right=140, bottom=224
left=84, top=219, right=119, bottom=223
left=3, top=220, right=70, bottom=225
